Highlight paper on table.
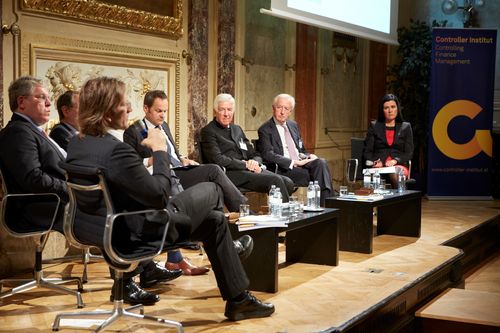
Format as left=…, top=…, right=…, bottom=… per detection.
left=362, top=166, right=396, bottom=174
left=236, top=215, right=288, bottom=231
left=336, top=194, right=385, bottom=202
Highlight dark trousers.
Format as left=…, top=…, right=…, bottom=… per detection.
left=226, top=169, right=294, bottom=202
left=175, top=164, right=247, bottom=212
left=278, top=158, right=333, bottom=204
left=168, top=182, right=249, bottom=299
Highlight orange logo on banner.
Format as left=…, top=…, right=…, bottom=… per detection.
left=432, top=100, right=492, bottom=160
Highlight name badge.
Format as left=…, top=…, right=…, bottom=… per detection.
left=239, top=139, right=248, bottom=150
left=298, top=140, right=303, bottom=149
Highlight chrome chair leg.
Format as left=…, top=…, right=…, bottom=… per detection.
left=52, top=300, right=183, bottom=333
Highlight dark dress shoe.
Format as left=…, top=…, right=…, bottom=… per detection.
left=233, top=235, right=254, bottom=262
left=110, top=280, right=160, bottom=305
left=140, top=263, right=183, bottom=288
left=224, top=291, right=275, bottom=321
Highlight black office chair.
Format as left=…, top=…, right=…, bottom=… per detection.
left=52, top=163, right=183, bottom=333
left=0, top=169, right=84, bottom=308
left=346, top=137, right=416, bottom=188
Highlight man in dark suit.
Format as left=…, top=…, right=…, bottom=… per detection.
left=0, top=76, right=183, bottom=306
left=49, top=90, right=80, bottom=151
left=257, top=93, right=333, bottom=205
left=200, top=93, right=294, bottom=202
left=124, top=90, right=247, bottom=276
left=0, top=76, right=68, bottom=231
left=124, top=90, right=247, bottom=213
left=68, top=77, right=273, bottom=320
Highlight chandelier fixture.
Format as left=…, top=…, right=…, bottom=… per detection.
left=441, top=0, right=485, bottom=28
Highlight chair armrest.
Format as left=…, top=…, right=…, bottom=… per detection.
left=103, top=208, right=170, bottom=266
left=1, top=192, right=60, bottom=237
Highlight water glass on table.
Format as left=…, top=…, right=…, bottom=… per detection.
left=239, top=204, right=250, bottom=217
left=289, top=196, right=298, bottom=216
left=339, top=185, right=348, bottom=197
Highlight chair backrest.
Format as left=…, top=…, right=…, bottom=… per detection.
left=348, top=137, right=365, bottom=181
left=0, top=167, right=60, bottom=237
left=60, top=162, right=170, bottom=272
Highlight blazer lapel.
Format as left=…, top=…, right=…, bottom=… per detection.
left=270, top=121, right=284, bottom=155
left=230, top=125, right=248, bottom=160
left=16, top=115, right=66, bottom=160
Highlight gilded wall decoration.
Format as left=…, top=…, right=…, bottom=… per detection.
left=38, top=59, right=168, bottom=130
left=20, top=33, right=181, bottom=140
left=20, top=0, right=183, bottom=39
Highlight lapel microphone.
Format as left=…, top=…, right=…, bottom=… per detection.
left=138, top=120, right=148, bottom=139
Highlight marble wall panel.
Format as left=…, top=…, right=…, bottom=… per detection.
left=217, top=0, right=235, bottom=96
left=188, top=0, right=209, bottom=158
left=320, top=29, right=364, bottom=131
left=243, top=0, right=287, bottom=131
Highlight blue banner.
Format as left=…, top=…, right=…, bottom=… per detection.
left=427, top=28, right=497, bottom=199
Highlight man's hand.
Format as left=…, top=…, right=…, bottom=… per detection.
left=385, top=159, right=397, bottom=167
left=293, top=154, right=318, bottom=167
left=141, top=128, right=166, bottom=152
left=373, top=159, right=383, bottom=168
left=182, top=158, right=199, bottom=166
left=245, top=159, right=262, bottom=173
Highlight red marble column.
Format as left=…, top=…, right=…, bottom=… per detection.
left=295, top=23, right=318, bottom=152
left=217, top=0, right=235, bottom=96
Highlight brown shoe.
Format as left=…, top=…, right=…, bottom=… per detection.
left=165, top=258, right=209, bottom=276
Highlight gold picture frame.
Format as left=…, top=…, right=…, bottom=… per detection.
left=20, top=0, right=183, bottom=39
left=19, top=32, right=182, bottom=141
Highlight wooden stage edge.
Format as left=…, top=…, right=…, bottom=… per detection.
left=0, top=199, right=499, bottom=333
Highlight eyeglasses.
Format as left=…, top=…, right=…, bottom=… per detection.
left=275, top=105, right=291, bottom=112
left=25, top=94, right=50, bottom=102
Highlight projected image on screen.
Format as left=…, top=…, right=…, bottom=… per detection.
left=288, top=0, right=391, bottom=34
left=261, top=0, right=398, bottom=45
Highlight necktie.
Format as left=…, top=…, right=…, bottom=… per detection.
left=284, top=125, right=299, bottom=160
left=156, top=125, right=182, bottom=168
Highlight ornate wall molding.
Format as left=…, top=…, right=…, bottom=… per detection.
left=20, top=0, right=183, bottom=39
left=20, top=33, right=181, bottom=141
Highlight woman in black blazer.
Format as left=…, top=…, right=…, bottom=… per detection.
left=363, top=94, right=414, bottom=188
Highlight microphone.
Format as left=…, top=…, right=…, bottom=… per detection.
left=137, top=120, right=148, bottom=139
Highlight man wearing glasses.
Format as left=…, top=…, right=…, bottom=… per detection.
left=0, top=76, right=68, bottom=231
left=257, top=93, right=333, bottom=205
left=200, top=93, right=293, bottom=202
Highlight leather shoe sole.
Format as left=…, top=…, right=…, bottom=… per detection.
left=234, top=235, right=254, bottom=262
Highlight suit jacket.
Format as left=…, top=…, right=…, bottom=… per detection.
left=0, top=113, right=67, bottom=200
left=257, top=117, right=308, bottom=170
left=200, top=119, right=262, bottom=170
left=123, top=119, right=182, bottom=159
left=363, top=120, right=414, bottom=166
left=49, top=122, right=78, bottom=151
left=65, top=134, right=189, bottom=245
left=0, top=113, right=68, bottom=230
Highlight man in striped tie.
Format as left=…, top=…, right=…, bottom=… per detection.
left=257, top=93, right=333, bottom=205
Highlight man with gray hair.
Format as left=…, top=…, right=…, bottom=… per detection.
left=200, top=93, right=294, bottom=201
left=258, top=93, right=333, bottom=205
left=0, top=76, right=68, bottom=231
